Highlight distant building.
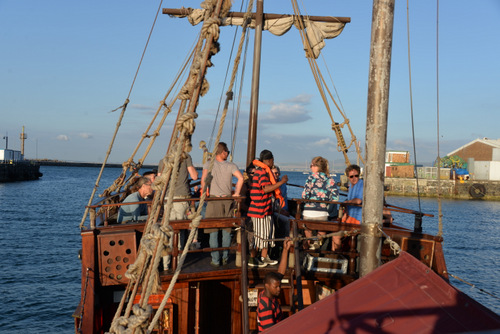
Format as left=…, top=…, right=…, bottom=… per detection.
left=386, top=150, right=409, bottom=163
left=385, top=150, right=414, bottom=178
left=446, top=138, right=500, bottom=181
left=0, top=149, right=23, bottom=162
left=446, top=138, right=500, bottom=162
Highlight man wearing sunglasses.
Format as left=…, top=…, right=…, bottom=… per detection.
left=341, top=164, right=363, bottom=225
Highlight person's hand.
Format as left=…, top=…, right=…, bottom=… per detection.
left=281, top=174, right=289, bottom=183
left=283, top=237, right=292, bottom=251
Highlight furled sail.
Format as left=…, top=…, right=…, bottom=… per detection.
left=170, top=7, right=346, bottom=58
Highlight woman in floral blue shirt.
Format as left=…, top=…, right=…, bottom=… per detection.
left=302, top=156, right=339, bottom=250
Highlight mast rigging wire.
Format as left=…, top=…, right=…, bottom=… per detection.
left=435, top=0, right=443, bottom=237
left=79, top=0, right=165, bottom=228
left=208, top=0, right=249, bottom=157
left=405, top=0, right=423, bottom=215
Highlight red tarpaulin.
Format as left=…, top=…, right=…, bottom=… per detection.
left=266, top=251, right=500, bottom=333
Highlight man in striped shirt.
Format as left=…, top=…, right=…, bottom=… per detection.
left=248, top=149, right=288, bottom=267
left=257, top=239, right=291, bottom=331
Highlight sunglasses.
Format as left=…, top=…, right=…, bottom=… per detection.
left=349, top=174, right=360, bottom=179
left=310, top=164, right=317, bottom=168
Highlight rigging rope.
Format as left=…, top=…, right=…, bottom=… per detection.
left=79, top=0, right=165, bottom=228
left=208, top=0, right=251, bottom=162
left=449, top=273, right=500, bottom=301
left=435, top=0, right=443, bottom=237
left=377, top=225, right=401, bottom=255
left=106, top=0, right=229, bottom=331
left=147, top=2, right=253, bottom=330
left=405, top=0, right=423, bottom=215
left=96, top=0, right=248, bottom=331
left=290, top=0, right=363, bottom=168
left=230, top=35, right=250, bottom=158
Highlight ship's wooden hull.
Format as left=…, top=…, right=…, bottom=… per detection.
left=75, top=213, right=448, bottom=333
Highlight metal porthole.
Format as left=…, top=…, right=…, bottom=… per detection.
left=469, top=183, right=486, bottom=198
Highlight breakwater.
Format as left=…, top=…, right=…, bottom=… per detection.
left=384, top=177, right=500, bottom=201
left=35, top=160, right=157, bottom=169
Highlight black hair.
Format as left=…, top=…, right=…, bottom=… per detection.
left=259, top=149, right=274, bottom=161
left=345, top=164, right=361, bottom=175
left=264, top=271, right=282, bottom=284
left=246, top=163, right=255, bottom=174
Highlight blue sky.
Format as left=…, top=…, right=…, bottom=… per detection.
left=1, top=0, right=499, bottom=170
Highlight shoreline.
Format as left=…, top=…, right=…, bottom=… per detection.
left=35, top=160, right=157, bottom=169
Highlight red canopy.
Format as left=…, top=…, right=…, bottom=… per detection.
left=266, top=251, right=500, bottom=333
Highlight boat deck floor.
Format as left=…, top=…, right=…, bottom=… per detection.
left=159, top=250, right=282, bottom=282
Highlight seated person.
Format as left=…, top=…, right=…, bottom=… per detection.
left=271, top=165, right=291, bottom=255
left=342, top=164, right=363, bottom=225
left=272, top=165, right=289, bottom=214
left=117, top=177, right=153, bottom=223
left=257, top=239, right=292, bottom=332
left=301, top=156, right=338, bottom=250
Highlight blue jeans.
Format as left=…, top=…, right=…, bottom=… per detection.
left=209, top=229, right=231, bottom=264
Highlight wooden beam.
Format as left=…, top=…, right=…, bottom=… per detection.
left=162, top=8, right=351, bottom=24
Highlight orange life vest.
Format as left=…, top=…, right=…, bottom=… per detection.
left=252, top=159, right=285, bottom=209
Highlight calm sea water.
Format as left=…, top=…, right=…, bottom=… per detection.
left=0, top=166, right=498, bottom=333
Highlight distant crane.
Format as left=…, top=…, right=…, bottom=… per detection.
left=20, top=126, right=27, bottom=156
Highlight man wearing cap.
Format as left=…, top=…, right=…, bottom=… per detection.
left=248, top=150, right=288, bottom=267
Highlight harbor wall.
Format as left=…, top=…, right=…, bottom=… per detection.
left=0, top=161, right=42, bottom=182
left=384, top=177, right=500, bottom=201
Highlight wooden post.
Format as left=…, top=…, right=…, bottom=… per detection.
left=241, top=219, right=249, bottom=334
left=360, top=0, right=395, bottom=277
left=246, top=0, right=264, bottom=167
left=292, top=220, right=304, bottom=310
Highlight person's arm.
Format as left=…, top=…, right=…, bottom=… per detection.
left=263, top=174, right=288, bottom=193
left=277, top=239, right=292, bottom=275
left=233, top=169, right=244, bottom=196
left=188, top=165, right=199, bottom=192
left=201, top=169, right=208, bottom=193
left=188, top=166, right=198, bottom=181
left=302, top=175, right=313, bottom=199
left=344, top=198, right=362, bottom=205
left=328, top=179, right=339, bottom=201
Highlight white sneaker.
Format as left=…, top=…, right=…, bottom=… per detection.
left=261, top=256, right=278, bottom=266
left=309, top=241, right=320, bottom=250
left=163, top=256, right=170, bottom=271
left=248, top=257, right=267, bottom=268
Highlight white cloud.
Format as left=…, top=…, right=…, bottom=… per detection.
left=285, top=94, right=313, bottom=105
left=56, top=134, right=69, bottom=141
left=78, top=133, right=93, bottom=139
left=313, top=137, right=336, bottom=146
left=261, top=103, right=312, bottom=124
left=130, top=103, right=156, bottom=111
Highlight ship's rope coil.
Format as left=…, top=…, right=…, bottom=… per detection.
left=109, top=304, right=153, bottom=334
left=107, top=0, right=242, bottom=333
left=377, top=225, right=401, bottom=255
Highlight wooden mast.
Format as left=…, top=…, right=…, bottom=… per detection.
left=246, top=0, right=264, bottom=167
left=359, top=0, right=395, bottom=277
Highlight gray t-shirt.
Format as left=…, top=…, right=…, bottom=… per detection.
left=203, top=159, right=238, bottom=196
left=159, top=154, right=194, bottom=197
